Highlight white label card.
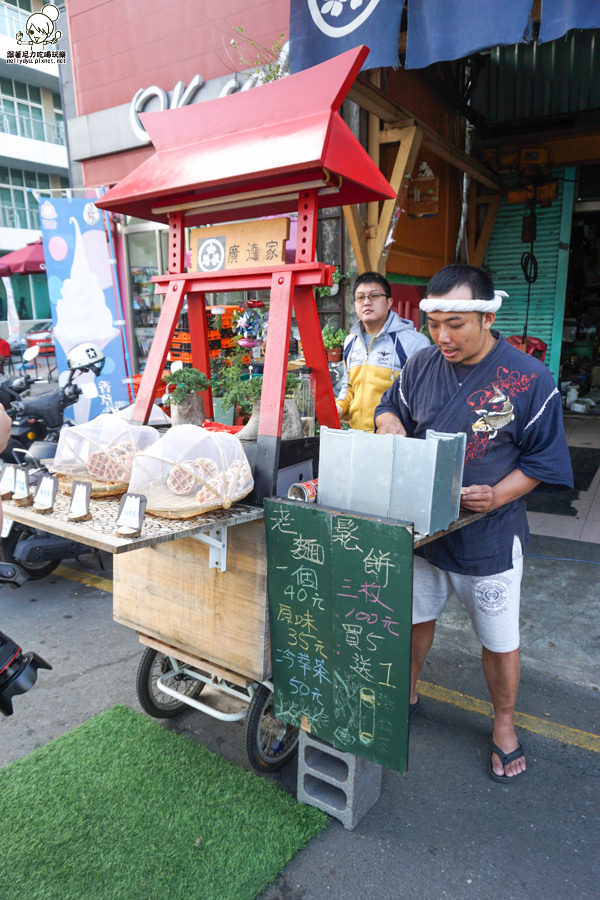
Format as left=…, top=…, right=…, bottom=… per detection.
left=13, top=468, right=29, bottom=498
left=70, top=481, right=91, bottom=518
left=34, top=475, right=57, bottom=510
left=0, top=465, right=16, bottom=494
left=116, top=493, right=146, bottom=532
left=1, top=518, right=13, bottom=538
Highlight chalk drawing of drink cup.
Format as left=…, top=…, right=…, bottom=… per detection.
left=359, top=687, right=376, bottom=745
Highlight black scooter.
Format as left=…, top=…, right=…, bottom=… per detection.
left=0, top=343, right=105, bottom=579
left=0, top=363, right=40, bottom=463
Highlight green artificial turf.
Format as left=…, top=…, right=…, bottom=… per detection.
left=0, top=705, right=328, bottom=900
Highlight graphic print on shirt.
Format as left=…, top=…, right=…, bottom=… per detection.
left=464, top=366, right=537, bottom=461
left=376, top=348, right=393, bottom=366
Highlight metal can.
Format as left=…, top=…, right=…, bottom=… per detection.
left=288, top=478, right=318, bottom=502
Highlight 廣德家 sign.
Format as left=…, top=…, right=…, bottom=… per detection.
left=189, top=218, right=289, bottom=273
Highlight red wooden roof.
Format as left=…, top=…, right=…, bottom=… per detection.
left=96, top=46, right=395, bottom=226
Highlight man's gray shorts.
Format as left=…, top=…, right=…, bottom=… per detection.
left=412, top=536, right=523, bottom=653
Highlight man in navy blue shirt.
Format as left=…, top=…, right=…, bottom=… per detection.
left=375, top=264, right=573, bottom=782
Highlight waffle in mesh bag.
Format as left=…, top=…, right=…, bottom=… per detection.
left=52, top=413, right=159, bottom=485
left=129, top=424, right=253, bottom=516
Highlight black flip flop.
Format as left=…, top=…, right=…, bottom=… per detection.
left=409, top=697, right=420, bottom=715
left=489, top=735, right=526, bottom=783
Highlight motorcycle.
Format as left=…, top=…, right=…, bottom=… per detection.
left=0, top=342, right=106, bottom=580
left=0, top=352, right=42, bottom=463
left=1, top=346, right=85, bottom=463
left=0, top=561, right=53, bottom=716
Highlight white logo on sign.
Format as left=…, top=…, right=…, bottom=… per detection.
left=308, top=0, right=382, bottom=37
left=198, top=238, right=225, bottom=272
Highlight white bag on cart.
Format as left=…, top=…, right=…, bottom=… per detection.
left=128, top=424, right=254, bottom=517
left=52, top=413, right=160, bottom=487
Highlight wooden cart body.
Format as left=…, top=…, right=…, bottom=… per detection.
left=3, top=495, right=268, bottom=684
left=113, top=520, right=269, bottom=683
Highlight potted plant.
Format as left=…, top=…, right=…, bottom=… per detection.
left=220, top=372, right=302, bottom=439
left=211, top=348, right=255, bottom=424
left=321, top=324, right=348, bottom=362
left=162, top=366, right=211, bottom=426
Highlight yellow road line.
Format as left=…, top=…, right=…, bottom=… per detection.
left=54, top=564, right=114, bottom=595
left=417, top=680, right=600, bottom=753
left=50, top=565, right=600, bottom=753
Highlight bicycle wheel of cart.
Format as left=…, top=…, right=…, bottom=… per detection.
left=244, top=684, right=299, bottom=772
left=136, top=647, right=205, bottom=718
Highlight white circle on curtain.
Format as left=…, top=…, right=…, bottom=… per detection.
left=308, top=0, right=382, bottom=38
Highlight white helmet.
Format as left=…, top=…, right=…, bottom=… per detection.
left=67, top=342, right=105, bottom=375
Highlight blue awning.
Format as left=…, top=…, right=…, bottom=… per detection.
left=405, top=0, right=533, bottom=69
left=289, top=0, right=600, bottom=74
left=539, top=0, right=600, bottom=43
left=289, top=0, right=402, bottom=73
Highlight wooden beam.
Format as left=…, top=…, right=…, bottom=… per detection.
left=467, top=194, right=501, bottom=267
left=343, top=203, right=370, bottom=273
left=373, top=125, right=423, bottom=271
left=347, top=79, right=502, bottom=191
left=366, top=71, right=382, bottom=269
left=418, top=122, right=502, bottom=192
left=347, top=79, right=401, bottom=123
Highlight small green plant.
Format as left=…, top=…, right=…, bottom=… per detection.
left=162, top=367, right=210, bottom=406
left=321, top=325, right=348, bottom=350
left=315, top=268, right=356, bottom=300
left=230, top=26, right=288, bottom=83
left=220, top=372, right=299, bottom=414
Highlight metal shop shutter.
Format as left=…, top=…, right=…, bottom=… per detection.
left=484, top=166, right=575, bottom=383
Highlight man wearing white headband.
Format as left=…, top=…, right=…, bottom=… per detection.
left=374, top=264, right=573, bottom=783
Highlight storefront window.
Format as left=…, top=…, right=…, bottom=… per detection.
left=125, top=224, right=166, bottom=371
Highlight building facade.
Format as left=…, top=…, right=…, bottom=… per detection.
left=0, top=0, right=69, bottom=330
left=59, top=2, right=600, bottom=383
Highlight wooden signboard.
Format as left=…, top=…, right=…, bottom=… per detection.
left=264, top=498, right=414, bottom=773
left=189, top=217, right=289, bottom=272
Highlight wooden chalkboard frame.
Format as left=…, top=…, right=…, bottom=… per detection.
left=265, top=498, right=414, bottom=773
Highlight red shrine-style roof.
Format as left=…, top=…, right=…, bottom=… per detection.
left=96, top=46, right=395, bottom=226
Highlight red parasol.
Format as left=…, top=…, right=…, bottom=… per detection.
left=0, top=239, right=46, bottom=276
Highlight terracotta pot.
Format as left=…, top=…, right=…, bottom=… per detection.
left=326, top=347, right=342, bottom=362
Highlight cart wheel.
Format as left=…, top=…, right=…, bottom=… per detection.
left=244, top=684, right=299, bottom=773
left=136, top=648, right=205, bottom=718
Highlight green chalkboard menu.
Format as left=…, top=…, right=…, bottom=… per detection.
left=264, top=498, right=413, bottom=773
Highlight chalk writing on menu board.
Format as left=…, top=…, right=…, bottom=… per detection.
left=264, top=498, right=414, bottom=773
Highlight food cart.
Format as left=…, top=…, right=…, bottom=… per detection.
left=0, top=47, right=406, bottom=773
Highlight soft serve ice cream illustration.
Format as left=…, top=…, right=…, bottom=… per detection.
left=53, top=217, right=119, bottom=422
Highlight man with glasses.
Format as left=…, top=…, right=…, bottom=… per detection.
left=374, top=263, right=573, bottom=782
left=335, top=272, right=429, bottom=431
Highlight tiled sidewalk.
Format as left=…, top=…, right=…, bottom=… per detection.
left=527, top=414, right=600, bottom=544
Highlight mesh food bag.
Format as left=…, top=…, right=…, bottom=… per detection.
left=128, top=424, right=254, bottom=517
left=52, top=413, right=160, bottom=488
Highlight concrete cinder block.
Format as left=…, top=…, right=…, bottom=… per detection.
left=296, top=730, right=382, bottom=830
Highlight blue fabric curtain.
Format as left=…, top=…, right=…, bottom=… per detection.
left=405, top=0, right=533, bottom=69
left=539, top=0, right=600, bottom=43
left=289, top=0, right=403, bottom=74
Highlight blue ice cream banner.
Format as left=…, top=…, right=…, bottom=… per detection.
left=39, top=196, right=130, bottom=423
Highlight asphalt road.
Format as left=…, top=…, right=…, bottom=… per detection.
left=1, top=553, right=598, bottom=900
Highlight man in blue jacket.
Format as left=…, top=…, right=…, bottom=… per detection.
left=375, top=264, right=573, bottom=782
